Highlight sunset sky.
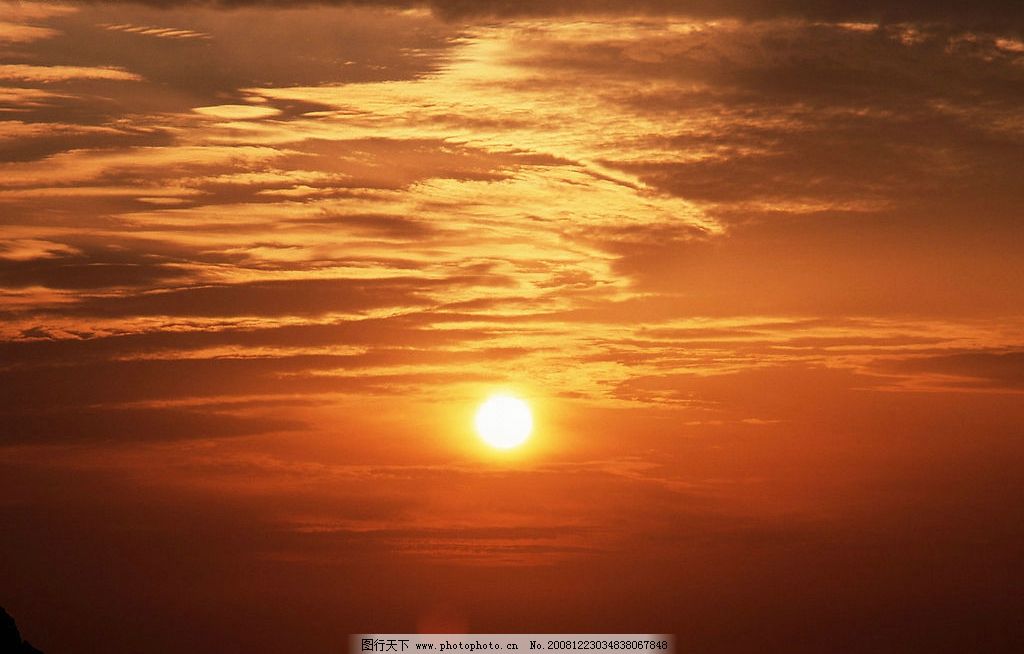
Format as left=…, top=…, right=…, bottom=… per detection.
left=2, top=1, right=1023, bottom=651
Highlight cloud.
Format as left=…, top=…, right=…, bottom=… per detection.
left=878, top=351, right=1024, bottom=390
left=0, top=21, right=58, bottom=43
left=33, top=276, right=451, bottom=318
left=0, top=239, right=80, bottom=261
left=0, top=64, right=141, bottom=83
left=1, top=407, right=303, bottom=445
left=101, top=22, right=210, bottom=40
left=192, top=104, right=281, bottom=120
left=0, top=353, right=433, bottom=410
left=613, top=364, right=872, bottom=413
left=0, top=246, right=191, bottom=290
left=0, top=145, right=282, bottom=189
left=0, top=313, right=488, bottom=367
left=63, top=1, right=1024, bottom=32
left=277, top=523, right=599, bottom=565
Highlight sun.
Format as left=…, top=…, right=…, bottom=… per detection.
left=475, top=394, right=533, bottom=449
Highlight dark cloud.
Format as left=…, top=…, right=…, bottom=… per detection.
left=1, top=407, right=303, bottom=445
left=0, top=349, right=510, bottom=411
left=521, top=23, right=1024, bottom=212
left=294, top=213, right=437, bottom=238
left=879, top=351, right=1024, bottom=389
left=0, top=314, right=487, bottom=366
left=0, top=122, right=173, bottom=164
left=75, top=1, right=1024, bottom=32
left=26, top=276, right=456, bottom=318
left=41, top=6, right=456, bottom=97
left=0, top=247, right=191, bottom=290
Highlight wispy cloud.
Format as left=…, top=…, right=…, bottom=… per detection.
left=0, top=63, right=141, bottom=82
left=101, top=22, right=211, bottom=40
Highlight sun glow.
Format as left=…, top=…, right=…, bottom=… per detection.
left=475, top=394, right=533, bottom=449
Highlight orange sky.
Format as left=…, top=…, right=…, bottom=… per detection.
left=2, top=2, right=1023, bottom=652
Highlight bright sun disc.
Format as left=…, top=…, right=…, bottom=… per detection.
left=475, top=394, right=533, bottom=449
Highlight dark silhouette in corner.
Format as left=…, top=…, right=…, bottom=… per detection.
left=1, top=607, right=44, bottom=654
